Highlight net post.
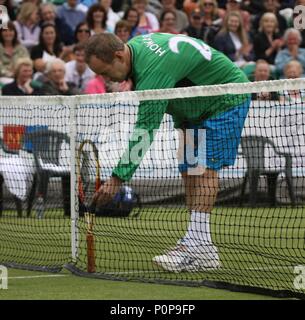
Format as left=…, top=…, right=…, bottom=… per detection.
left=70, top=96, right=78, bottom=262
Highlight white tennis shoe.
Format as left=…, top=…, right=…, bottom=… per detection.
left=153, top=241, right=220, bottom=273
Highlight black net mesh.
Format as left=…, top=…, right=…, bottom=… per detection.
left=0, top=81, right=305, bottom=298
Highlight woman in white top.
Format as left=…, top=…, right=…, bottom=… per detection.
left=14, top=2, right=41, bottom=52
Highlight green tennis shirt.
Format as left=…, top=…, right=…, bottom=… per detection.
left=112, top=33, right=250, bottom=181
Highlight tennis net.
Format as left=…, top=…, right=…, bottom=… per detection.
left=0, top=79, right=304, bottom=298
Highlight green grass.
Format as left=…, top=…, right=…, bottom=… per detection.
left=0, top=206, right=305, bottom=299
left=0, top=268, right=281, bottom=300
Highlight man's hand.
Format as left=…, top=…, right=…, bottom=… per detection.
left=92, top=176, right=122, bottom=208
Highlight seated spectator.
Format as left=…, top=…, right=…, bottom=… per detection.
left=253, top=59, right=272, bottom=81
left=253, top=12, right=283, bottom=65
left=199, top=0, right=222, bottom=28
left=39, top=59, right=81, bottom=95
left=199, top=0, right=223, bottom=45
left=84, top=75, right=107, bottom=94
left=182, top=9, right=207, bottom=41
left=100, top=0, right=121, bottom=33
left=122, top=7, right=149, bottom=38
left=160, top=0, right=189, bottom=32
left=14, top=2, right=41, bottom=52
left=115, top=20, right=132, bottom=43
left=86, top=3, right=108, bottom=34
left=280, top=60, right=305, bottom=103
left=31, top=23, right=64, bottom=79
left=64, top=42, right=95, bottom=92
left=221, top=0, right=251, bottom=32
left=2, top=58, right=41, bottom=95
left=57, top=0, right=87, bottom=33
left=251, top=59, right=279, bottom=100
left=61, top=22, right=91, bottom=62
left=154, top=10, right=179, bottom=34
left=252, top=0, right=287, bottom=36
left=0, top=21, right=29, bottom=86
left=132, top=0, right=159, bottom=33
left=39, top=3, right=74, bottom=46
left=275, top=28, right=305, bottom=78
left=214, top=11, right=253, bottom=67
left=74, top=22, right=92, bottom=44
left=283, top=60, right=304, bottom=79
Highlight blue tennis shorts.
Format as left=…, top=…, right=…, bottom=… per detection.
left=178, top=98, right=251, bottom=173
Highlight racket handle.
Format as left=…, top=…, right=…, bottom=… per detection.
left=86, top=232, right=96, bottom=273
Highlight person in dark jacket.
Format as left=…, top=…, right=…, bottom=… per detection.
left=213, top=10, right=253, bottom=66
left=253, top=12, right=283, bottom=64
left=252, top=0, right=287, bottom=36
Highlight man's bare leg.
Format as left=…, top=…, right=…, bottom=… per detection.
left=153, top=169, right=220, bottom=271
left=182, top=169, right=219, bottom=213
left=179, top=169, right=219, bottom=247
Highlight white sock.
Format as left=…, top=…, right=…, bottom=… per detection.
left=182, top=211, right=213, bottom=246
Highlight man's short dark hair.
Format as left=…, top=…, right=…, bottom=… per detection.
left=84, top=33, right=125, bottom=64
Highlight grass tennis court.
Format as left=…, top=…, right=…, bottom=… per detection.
left=0, top=206, right=304, bottom=299
left=0, top=268, right=281, bottom=300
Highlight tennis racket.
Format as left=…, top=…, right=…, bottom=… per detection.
left=77, top=139, right=101, bottom=273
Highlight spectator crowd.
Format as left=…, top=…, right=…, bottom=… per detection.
left=0, top=0, right=304, bottom=99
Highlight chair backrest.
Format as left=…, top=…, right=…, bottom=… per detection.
left=240, top=136, right=275, bottom=171
left=24, top=130, right=70, bottom=167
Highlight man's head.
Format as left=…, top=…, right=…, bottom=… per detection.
left=254, top=60, right=271, bottom=81
left=46, top=58, right=66, bottom=85
left=85, top=33, right=131, bottom=82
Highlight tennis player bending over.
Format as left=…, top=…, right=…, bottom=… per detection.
left=85, top=33, right=251, bottom=272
